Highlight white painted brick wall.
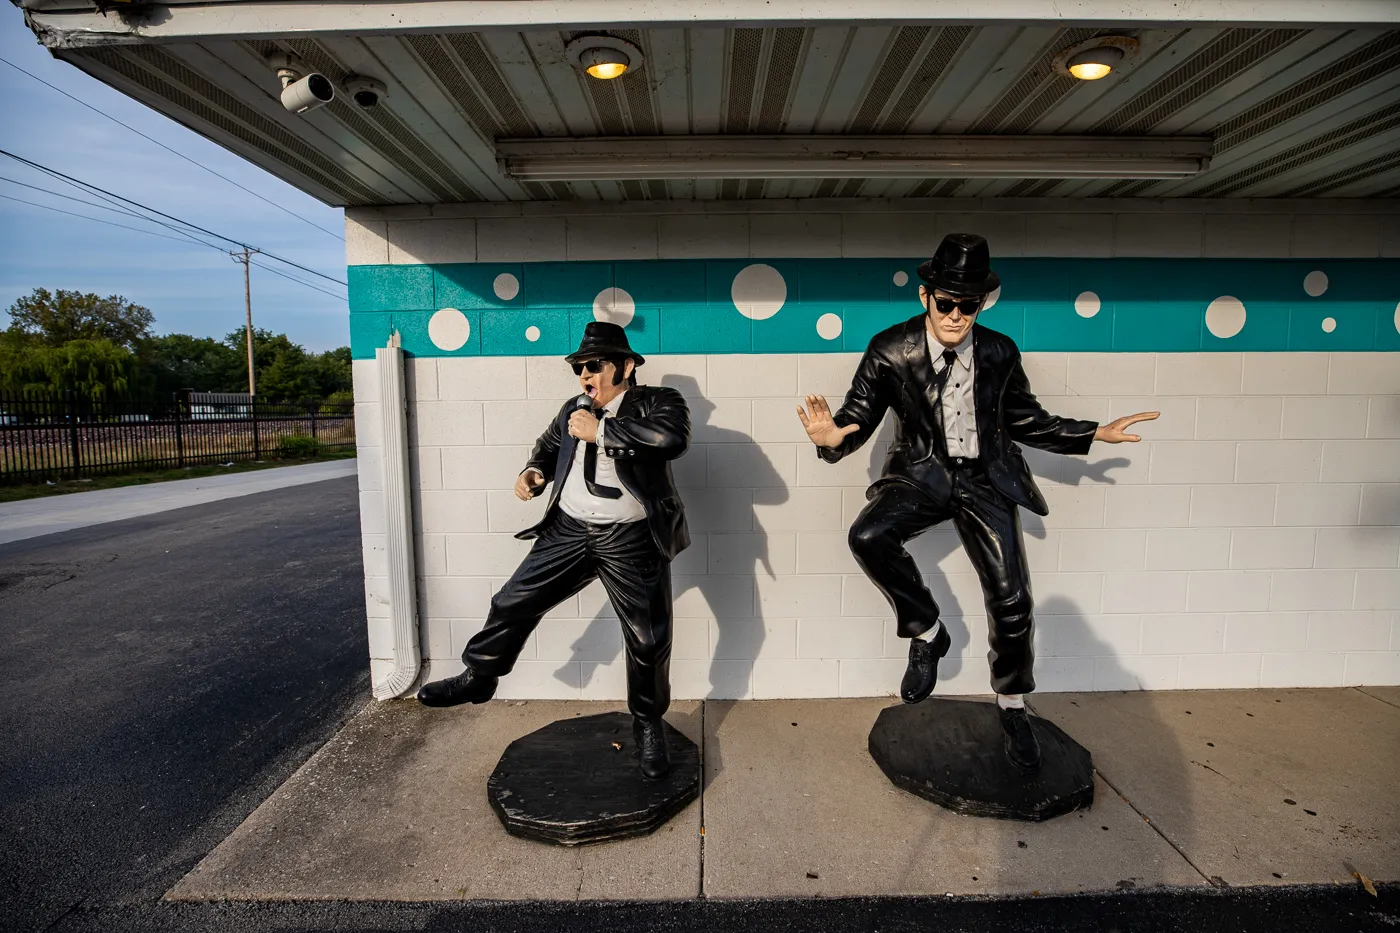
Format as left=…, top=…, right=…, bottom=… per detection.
left=348, top=202, right=1399, bottom=696
left=355, top=350, right=1400, bottom=697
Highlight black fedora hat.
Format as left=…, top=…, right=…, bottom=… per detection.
left=916, top=233, right=1000, bottom=297
left=566, top=320, right=645, bottom=366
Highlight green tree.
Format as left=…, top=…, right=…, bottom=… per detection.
left=0, top=332, right=136, bottom=400
left=138, top=333, right=244, bottom=397
left=7, top=288, right=154, bottom=350
left=220, top=328, right=350, bottom=402
left=310, top=346, right=353, bottom=399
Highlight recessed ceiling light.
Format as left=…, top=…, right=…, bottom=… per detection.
left=1052, top=35, right=1139, bottom=81
left=579, top=48, right=630, bottom=80
left=1067, top=47, right=1125, bottom=80
left=566, top=35, right=644, bottom=82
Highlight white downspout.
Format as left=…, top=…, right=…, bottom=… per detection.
left=372, top=335, right=420, bottom=699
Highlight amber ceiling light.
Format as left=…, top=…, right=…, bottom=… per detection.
left=1052, top=35, right=1139, bottom=81
left=566, top=35, right=644, bottom=80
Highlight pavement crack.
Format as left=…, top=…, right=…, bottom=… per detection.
left=1189, top=759, right=1234, bottom=784
left=1355, top=687, right=1400, bottom=711
left=698, top=699, right=707, bottom=900
left=1090, top=765, right=1216, bottom=887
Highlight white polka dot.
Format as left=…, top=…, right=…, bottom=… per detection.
left=493, top=272, right=520, bottom=301
left=1394, top=301, right=1400, bottom=335
left=525, top=325, right=541, bottom=342
left=592, top=287, right=635, bottom=327
left=427, top=307, right=470, bottom=351
left=731, top=263, right=787, bottom=320
left=1205, top=296, right=1247, bottom=339
left=1303, top=270, right=1328, bottom=297
left=1321, top=316, right=1337, bottom=334
left=816, top=313, right=843, bottom=341
left=983, top=285, right=1001, bottom=311
left=893, top=270, right=909, bottom=287
left=1074, top=291, right=1100, bottom=318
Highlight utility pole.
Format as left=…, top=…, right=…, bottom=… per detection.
left=231, top=247, right=260, bottom=398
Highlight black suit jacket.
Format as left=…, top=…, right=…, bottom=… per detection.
left=517, top=384, right=692, bottom=560
left=819, top=318, right=1097, bottom=515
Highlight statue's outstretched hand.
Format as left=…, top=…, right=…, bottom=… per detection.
left=797, top=394, right=860, bottom=448
left=1094, top=411, right=1160, bottom=443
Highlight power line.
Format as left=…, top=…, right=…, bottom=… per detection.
left=0, top=148, right=348, bottom=286
left=1, top=192, right=344, bottom=302
left=0, top=173, right=214, bottom=233
left=0, top=54, right=344, bottom=242
left=0, top=191, right=227, bottom=247
left=251, top=260, right=347, bottom=301
left=0, top=171, right=237, bottom=253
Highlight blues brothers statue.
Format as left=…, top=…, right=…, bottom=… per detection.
left=418, top=322, right=691, bottom=780
left=798, top=234, right=1157, bottom=773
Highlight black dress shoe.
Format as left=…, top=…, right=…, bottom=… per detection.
left=999, top=705, right=1042, bottom=773
left=900, top=624, right=951, bottom=704
left=632, top=717, right=671, bottom=780
left=416, top=668, right=498, bottom=707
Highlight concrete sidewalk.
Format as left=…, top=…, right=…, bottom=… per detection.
left=0, top=459, right=357, bottom=545
left=169, top=687, right=1399, bottom=903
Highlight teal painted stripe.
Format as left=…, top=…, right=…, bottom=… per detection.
left=346, top=258, right=1400, bottom=359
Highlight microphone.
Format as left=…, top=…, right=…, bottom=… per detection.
left=574, top=394, right=595, bottom=412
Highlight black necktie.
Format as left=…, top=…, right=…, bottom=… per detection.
left=932, top=349, right=958, bottom=454
left=583, top=413, right=623, bottom=499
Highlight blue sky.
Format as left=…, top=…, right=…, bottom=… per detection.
left=0, top=6, right=349, bottom=351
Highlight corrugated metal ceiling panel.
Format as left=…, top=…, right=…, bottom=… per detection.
left=59, top=23, right=1400, bottom=204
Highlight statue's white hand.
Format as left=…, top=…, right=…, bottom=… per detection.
left=1094, top=411, right=1160, bottom=443
left=797, top=394, right=861, bottom=449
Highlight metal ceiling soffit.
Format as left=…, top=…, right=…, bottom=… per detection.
left=495, top=136, right=1213, bottom=181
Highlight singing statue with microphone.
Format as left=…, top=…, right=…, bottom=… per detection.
left=417, top=322, right=691, bottom=781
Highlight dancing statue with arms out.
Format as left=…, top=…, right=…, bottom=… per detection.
left=798, top=233, right=1157, bottom=773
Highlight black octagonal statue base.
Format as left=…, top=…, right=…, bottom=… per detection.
left=487, top=712, right=699, bottom=846
left=868, top=698, right=1094, bottom=822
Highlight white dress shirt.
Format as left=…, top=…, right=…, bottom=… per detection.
left=558, top=389, right=647, bottom=524
left=927, top=331, right=979, bottom=458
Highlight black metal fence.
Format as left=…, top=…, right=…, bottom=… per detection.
left=0, top=390, right=355, bottom=485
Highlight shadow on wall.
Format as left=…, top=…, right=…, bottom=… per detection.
left=555, top=373, right=789, bottom=783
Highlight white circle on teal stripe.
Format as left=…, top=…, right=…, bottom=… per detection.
left=493, top=272, right=520, bottom=301
left=1074, top=291, right=1100, bottom=318
left=893, top=270, right=909, bottom=287
left=1304, top=270, right=1328, bottom=297
left=816, top=313, right=843, bottom=341
left=1321, top=316, right=1337, bottom=334
left=593, top=287, right=635, bottom=327
left=983, top=285, right=1001, bottom=310
left=1206, top=296, right=1246, bottom=339
left=428, top=308, right=470, bottom=351
left=732, top=263, right=786, bottom=320
left=1394, top=301, right=1400, bottom=335
left=525, top=325, right=541, bottom=342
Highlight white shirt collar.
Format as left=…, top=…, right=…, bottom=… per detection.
left=602, top=388, right=627, bottom=414
left=929, top=331, right=975, bottom=370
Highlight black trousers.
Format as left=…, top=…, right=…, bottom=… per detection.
left=848, top=463, right=1036, bottom=695
left=463, top=512, right=672, bottom=719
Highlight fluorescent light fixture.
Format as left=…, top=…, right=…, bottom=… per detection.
left=496, top=136, right=1213, bottom=182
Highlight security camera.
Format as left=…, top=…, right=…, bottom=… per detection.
left=280, top=73, right=334, bottom=113
left=343, top=75, right=388, bottom=109
left=268, top=52, right=334, bottom=114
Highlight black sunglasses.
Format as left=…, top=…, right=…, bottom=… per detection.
left=929, top=294, right=983, bottom=315
left=571, top=359, right=612, bottom=376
